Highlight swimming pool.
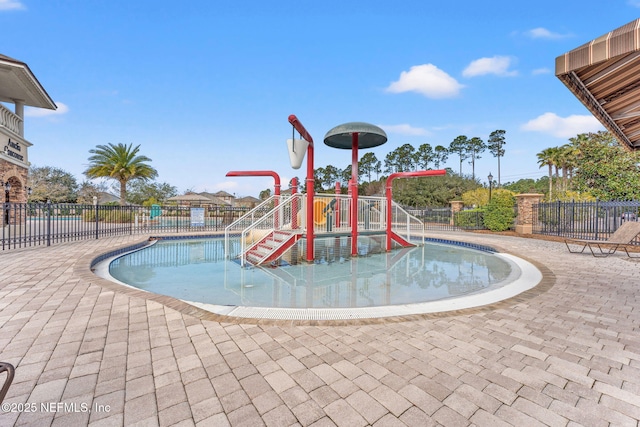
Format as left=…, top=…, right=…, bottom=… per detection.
left=96, top=236, right=542, bottom=320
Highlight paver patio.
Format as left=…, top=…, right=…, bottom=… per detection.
left=0, top=230, right=639, bottom=426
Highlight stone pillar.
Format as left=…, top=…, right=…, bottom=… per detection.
left=515, top=193, right=543, bottom=234
left=450, top=200, right=464, bottom=226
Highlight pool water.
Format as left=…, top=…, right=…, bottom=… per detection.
left=108, top=237, right=519, bottom=309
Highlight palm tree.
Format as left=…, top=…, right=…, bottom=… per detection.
left=84, top=143, right=158, bottom=205
left=536, top=147, right=558, bottom=200
left=557, top=144, right=580, bottom=191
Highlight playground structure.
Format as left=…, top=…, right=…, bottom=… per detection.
left=224, top=116, right=446, bottom=267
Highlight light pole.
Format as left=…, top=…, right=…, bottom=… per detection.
left=488, top=172, right=493, bottom=203
left=3, top=181, right=10, bottom=225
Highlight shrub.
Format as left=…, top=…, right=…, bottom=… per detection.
left=461, top=188, right=489, bottom=208
left=82, top=208, right=135, bottom=223
left=483, top=189, right=516, bottom=231
left=454, top=209, right=484, bottom=229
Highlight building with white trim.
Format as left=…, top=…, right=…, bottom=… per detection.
left=0, top=54, right=56, bottom=207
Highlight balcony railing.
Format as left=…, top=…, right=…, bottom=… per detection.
left=0, top=103, right=22, bottom=136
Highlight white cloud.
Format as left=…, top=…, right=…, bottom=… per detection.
left=526, top=27, right=571, bottom=40
left=521, top=112, right=603, bottom=138
left=386, top=64, right=464, bottom=98
left=0, top=0, right=25, bottom=11
left=628, top=0, right=640, bottom=7
left=532, top=67, right=551, bottom=75
left=379, top=124, right=429, bottom=136
left=25, top=102, right=69, bottom=117
left=463, top=56, right=518, bottom=77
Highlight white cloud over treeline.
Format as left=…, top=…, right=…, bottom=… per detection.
left=386, top=64, right=464, bottom=99
left=521, top=112, right=603, bottom=138
left=379, top=124, right=429, bottom=136
left=463, top=56, right=517, bottom=77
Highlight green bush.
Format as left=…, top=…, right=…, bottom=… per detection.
left=82, top=209, right=135, bottom=223
left=454, top=209, right=484, bottom=229
left=483, top=190, right=516, bottom=231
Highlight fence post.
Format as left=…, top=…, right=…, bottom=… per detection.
left=556, top=200, right=561, bottom=236
left=46, top=200, right=52, bottom=246
left=515, top=193, right=543, bottom=234
left=595, top=199, right=600, bottom=240
left=449, top=201, right=464, bottom=226
left=93, top=197, right=99, bottom=239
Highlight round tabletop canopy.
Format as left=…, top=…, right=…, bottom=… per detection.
left=323, top=122, right=388, bottom=149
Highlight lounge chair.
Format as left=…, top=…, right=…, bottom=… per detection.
left=0, top=362, right=14, bottom=404
left=565, top=221, right=640, bottom=257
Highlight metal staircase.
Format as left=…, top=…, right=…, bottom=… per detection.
left=244, top=230, right=302, bottom=266
left=225, top=194, right=304, bottom=267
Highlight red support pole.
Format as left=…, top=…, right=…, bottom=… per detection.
left=335, top=182, right=340, bottom=229
left=288, top=115, right=315, bottom=263
left=385, top=170, right=446, bottom=251
left=291, top=177, right=298, bottom=229
left=351, top=133, right=359, bottom=256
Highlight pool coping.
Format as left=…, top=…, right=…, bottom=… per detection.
left=77, top=233, right=555, bottom=326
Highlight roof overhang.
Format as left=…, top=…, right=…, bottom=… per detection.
left=0, top=54, right=56, bottom=110
left=556, top=19, right=640, bottom=151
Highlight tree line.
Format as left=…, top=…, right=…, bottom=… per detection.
left=534, top=130, right=640, bottom=201
left=286, top=130, right=507, bottom=193
left=28, top=130, right=637, bottom=208
left=28, top=143, right=176, bottom=206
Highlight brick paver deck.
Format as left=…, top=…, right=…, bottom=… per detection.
left=1, top=230, right=639, bottom=426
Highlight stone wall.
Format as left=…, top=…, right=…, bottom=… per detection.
left=1, top=159, right=28, bottom=204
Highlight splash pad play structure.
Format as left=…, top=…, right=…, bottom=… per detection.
left=224, top=116, right=446, bottom=268
left=93, top=114, right=543, bottom=321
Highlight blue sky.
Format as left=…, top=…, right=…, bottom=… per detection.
left=2, top=1, right=638, bottom=198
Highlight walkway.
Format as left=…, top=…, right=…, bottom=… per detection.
left=0, top=231, right=639, bottom=426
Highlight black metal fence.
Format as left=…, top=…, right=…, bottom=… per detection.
left=1, top=202, right=251, bottom=251
left=533, top=200, right=640, bottom=244
left=408, top=207, right=486, bottom=231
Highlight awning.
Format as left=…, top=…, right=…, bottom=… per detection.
left=556, top=19, right=640, bottom=150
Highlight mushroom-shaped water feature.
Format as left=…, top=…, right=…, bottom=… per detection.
left=324, top=122, right=387, bottom=256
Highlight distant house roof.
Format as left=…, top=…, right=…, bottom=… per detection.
left=97, top=192, right=119, bottom=204
left=213, top=190, right=234, bottom=198
left=167, top=193, right=229, bottom=205
left=236, top=196, right=260, bottom=203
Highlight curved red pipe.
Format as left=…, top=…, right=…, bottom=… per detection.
left=288, top=115, right=314, bottom=145
left=385, top=169, right=446, bottom=251
left=226, top=170, right=281, bottom=195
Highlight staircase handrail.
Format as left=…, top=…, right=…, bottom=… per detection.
left=390, top=201, right=425, bottom=245
left=238, top=194, right=304, bottom=265
left=225, top=195, right=283, bottom=258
